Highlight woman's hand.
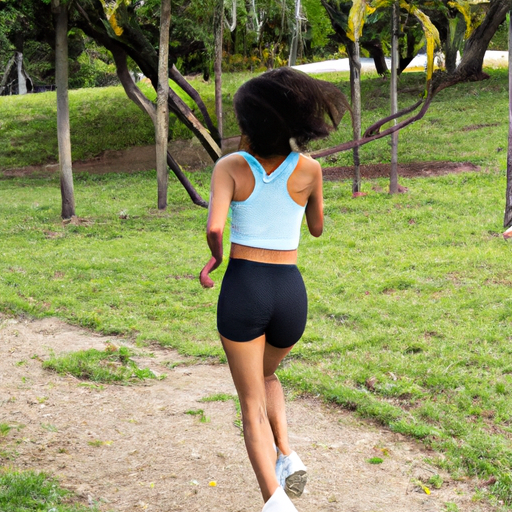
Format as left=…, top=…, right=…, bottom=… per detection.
left=199, top=256, right=218, bottom=288
left=199, top=268, right=215, bottom=288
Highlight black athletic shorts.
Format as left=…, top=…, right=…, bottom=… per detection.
left=217, top=258, right=308, bottom=348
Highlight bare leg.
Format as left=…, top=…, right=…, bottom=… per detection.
left=264, top=343, right=293, bottom=456
left=221, top=334, right=292, bottom=503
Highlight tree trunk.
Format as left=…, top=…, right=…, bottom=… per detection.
left=169, top=64, right=219, bottom=141
left=16, top=52, right=27, bottom=95
left=156, top=0, right=171, bottom=211
left=289, top=0, right=301, bottom=66
left=361, top=40, right=388, bottom=76
left=504, top=10, right=512, bottom=228
left=347, top=41, right=362, bottom=194
left=389, top=1, right=399, bottom=194
left=213, top=0, right=224, bottom=140
left=456, top=0, right=509, bottom=81
left=52, top=0, right=75, bottom=220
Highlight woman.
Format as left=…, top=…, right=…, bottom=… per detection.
left=200, top=68, right=343, bottom=511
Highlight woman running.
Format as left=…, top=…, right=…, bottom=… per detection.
left=200, top=67, right=344, bottom=511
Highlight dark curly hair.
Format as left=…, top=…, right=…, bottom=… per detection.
left=233, top=67, right=348, bottom=158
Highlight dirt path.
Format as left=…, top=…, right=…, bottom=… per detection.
left=0, top=316, right=494, bottom=512
left=2, top=138, right=480, bottom=180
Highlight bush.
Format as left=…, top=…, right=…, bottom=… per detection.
left=69, top=52, right=119, bottom=89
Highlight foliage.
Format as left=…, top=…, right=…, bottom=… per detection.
left=488, top=15, right=509, bottom=51
left=43, top=344, right=160, bottom=383
left=67, top=37, right=119, bottom=89
left=0, top=468, right=96, bottom=511
left=0, top=2, right=16, bottom=70
left=303, top=0, right=335, bottom=49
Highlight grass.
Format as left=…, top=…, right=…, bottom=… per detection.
left=309, top=69, right=509, bottom=170
left=0, top=68, right=512, bottom=507
left=43, top=344, right=160, bottom=383
left=0, top=74, right=248, bottom=171
left=1, top=68, right=508, bottom=172
left=0, top=468, right=97, bottom=511
left=200, top=393, right=243, bottom=431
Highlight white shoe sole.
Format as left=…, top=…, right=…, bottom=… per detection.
left=285, top=470, right=307, bottom=498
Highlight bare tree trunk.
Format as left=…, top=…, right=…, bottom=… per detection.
left=16, top=52, right=27, bottom=95
left=504, top=10, right=512, bottom=228
left=52, top=0, right=75, bottom=220
left=348, top=42, right=362, bottom=194
left=156, top=0, right=171, bottom=211
left=289, top=0, right=301, bottom=66
left=169, top=64, right=219, bottom=141
left=389, top=1, right=399, bottom=194
left=213, top=0, right=224, bottom=140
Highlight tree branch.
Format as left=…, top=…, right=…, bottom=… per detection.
left=310, top=90, right=434, bottom=159
left=169, top=64, right=220, bottom=144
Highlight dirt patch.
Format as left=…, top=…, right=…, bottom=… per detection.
left=2, top=140, right=213, bottom=178
left=322, top=161, right=480, bottom=181
left=2, top=143, right=480, bottom=180
left=0, top=316, right=494, bottom=511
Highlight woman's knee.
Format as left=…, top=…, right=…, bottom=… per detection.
left=241, top=401, right=268, bottom=425
left=264, top=372, right=279, bottom=384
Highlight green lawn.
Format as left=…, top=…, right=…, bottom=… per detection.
left=1, top=68, right=512, bottom=509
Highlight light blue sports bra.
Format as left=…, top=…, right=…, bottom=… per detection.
left=230, top=151, right=306, bottom=251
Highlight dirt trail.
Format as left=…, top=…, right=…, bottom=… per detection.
left=0, top=316, right=493, bottom=512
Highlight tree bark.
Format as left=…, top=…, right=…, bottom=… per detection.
left=52, top=0, right=75, bottom=220
left=456, top=0, right=509, bottom=81
left=156, top=0, right=171, bottom=211
left=347, top=41, right=362, bottom=194
left=504, top=10, right=512, bottom=228
left=168, top=64, right=219, bottom=141
left=389, top=1, right=399, bottom=194
left=213, top=0, right=224, bottom=140
left=289, top=0, right=301, bottom=66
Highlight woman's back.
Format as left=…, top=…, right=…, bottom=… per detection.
left=213, top=150, right=323, bottom=265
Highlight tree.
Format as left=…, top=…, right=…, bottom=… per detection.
left=455, top=0, right=510, bottom=83
left=156, top=0, right=171, bottom=211
left=504, top=11, right=512, bottom=230
left=289, top=0, right=301, bottom=65
left=347, top=4, right=362, bottom=194
left=74, top=0, right=221, bottom=158
left=72, top=0, right=213, bottom=206
left=213, top=0, right=224, bottom=139
left=389, top=0, right=399, bottom=194
left=51, top=0, right=75, bottom=220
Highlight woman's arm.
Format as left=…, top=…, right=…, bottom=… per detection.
left=305, top=162, right=324, bottom=237
left=199, top=160, right=235, bottom=288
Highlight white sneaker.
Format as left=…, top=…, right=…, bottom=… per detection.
left=275, top=451, right=307, bottom=498
left=262, top=486, right=298, bottom=511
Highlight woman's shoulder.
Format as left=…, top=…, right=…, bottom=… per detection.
left=215, top=152, right=250, bottom=172
left=297, top=153, right=322, bottom=176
